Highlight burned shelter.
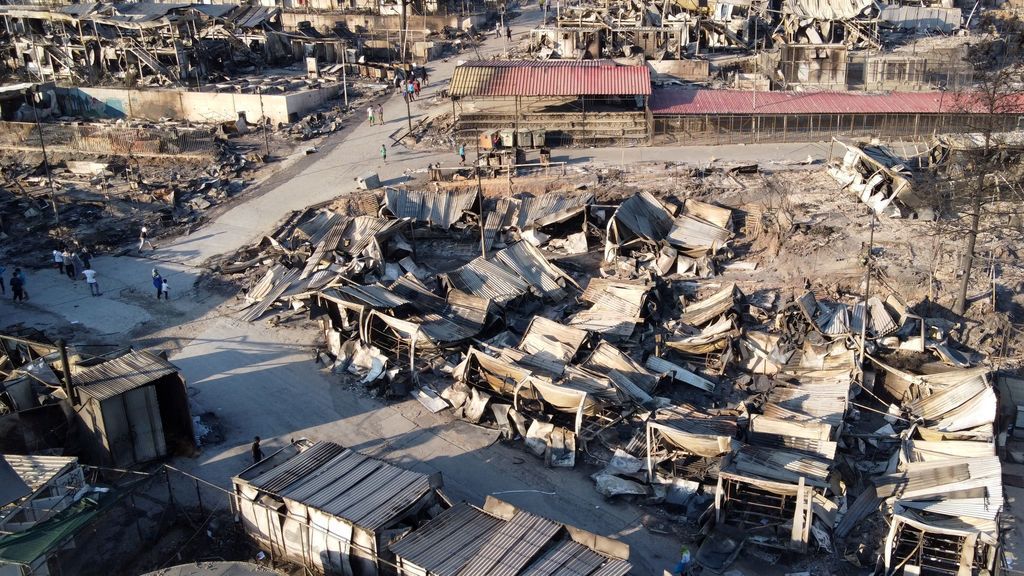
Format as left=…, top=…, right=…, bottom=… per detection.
left=232, top=440, right=449, bottom=576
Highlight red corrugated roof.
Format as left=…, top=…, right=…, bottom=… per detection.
left=450, top=60, right=651, bottom=98
left=650, top=88, right=1024, bottom=115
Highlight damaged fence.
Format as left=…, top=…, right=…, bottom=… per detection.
left=0, top=121, right=217, bottom=158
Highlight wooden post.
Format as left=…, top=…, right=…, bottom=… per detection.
left=791, top=477, right=808, bottom=551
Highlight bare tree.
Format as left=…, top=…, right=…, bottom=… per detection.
left=934, top=47, right=1024, bottom=315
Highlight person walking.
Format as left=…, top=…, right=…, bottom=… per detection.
left=79, top=247, right=92, bottom=270
left=139, top=225, right=154, bottom=252
left=10, top=269, right=25, bottom=302
left=0, top=264, right=6, bottom=296
left=422, top=68, right=429, bottom=85
left=376, top=104, right=384, bottom=125
left=506, top=26, right=512, bottom=41
left=63, top=249, right=75, bottom=281
left=153, top=270, right=163, bottom=299
left=380, top=144, right=387, bottom=164
left=161, top=277, right=169, bottom=300
left=53, top=248, right=64, bottom=274
left=495, top=24, right=501, bottom=38
left=413, top=78, right=421, bottom=98
left=367, top=105, right=376, bottom=126
left=251, top=436, right=264, bottom=463
left=83, top=267, right=100, bottom=296
left=458, top=142, right=466, bottom=165
left=407, top=80, right=415, bottom=101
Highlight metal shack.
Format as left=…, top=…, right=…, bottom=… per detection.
left=73, top=351, right=196, bottom=468
left=232, top=441, right=448, bottom=576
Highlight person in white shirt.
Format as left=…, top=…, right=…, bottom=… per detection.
left=53, top=249, right=64, bottom=274
left=367, top=106, right=376, bottom=126
left=83, top=267, right=100, bottom=296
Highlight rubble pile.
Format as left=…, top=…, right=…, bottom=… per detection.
left=218, top=175, right=1015, bottom=574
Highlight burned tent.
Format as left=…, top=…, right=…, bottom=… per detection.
left=389, top=496, right=631, bottom=576
left=233, top=440, right=449, bottom=576
left=72, top=350, right=195, bottom=468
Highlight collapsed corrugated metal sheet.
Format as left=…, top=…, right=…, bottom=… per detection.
left=583, top=342, right=658, bottom=393
left=383, top=188, right=476, bottom=230
left=516, top=316, right=588, bottom=374
left=648, top=405, right=738, bottom=457
left=0, top=455, right=77, bottom=499
left=493, top=241, right=577, bottom=301
left=443, top=241, right=575, bottom=305
left=450, top=60, right=651, bottom=98
left=73, top=350, right=179, bottom=401
left=679, top=284, right=740, bottom=326
left=569, top=279, right=649, bottom=336
left=442, top=256, right=531, bottom=305
left=605, top=191, right=675, bottom=251
left=390, top=498, right=631, bottom=576
left=729, top=445, right=832, bottom=486
left=483, top=192, right=594, bottom=252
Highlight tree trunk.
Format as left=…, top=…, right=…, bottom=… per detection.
left=954, top=179, right=983, bottom=315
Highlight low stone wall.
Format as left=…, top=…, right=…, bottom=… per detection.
left=56, top=85, right=341, bottom=125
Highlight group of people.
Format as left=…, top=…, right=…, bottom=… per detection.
left=402, top=77, right=422, bottom=102
left=52, top=244, right=101, bottom=296
left=0, top=265, right=29, bottom=302
left=495, top=24, right=514, bottom=41
left=366, top=103, right=384, bottom=126
left=152, top=268, right=170, bottom=300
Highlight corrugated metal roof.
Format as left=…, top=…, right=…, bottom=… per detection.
left=450, top=60, right=651, bottom=98
left=248, top=441, right=347, bottom=494
left=459, top=510, right=562, bottom=576
left=247, top=442, right=435, bottom=531
left=651, top=88, right=1024, bottom=115
left=74, top=350, right=179, bottom=401
left=390, top=501, right=631, bottom=576
left=226, top=5, right=277, bottom=28
left=191, top=3, right=237, bottom=18
left=390, top=503, right=504, bottom=575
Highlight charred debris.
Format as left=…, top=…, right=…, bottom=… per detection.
left=220, top=174, right=1011, bottom=574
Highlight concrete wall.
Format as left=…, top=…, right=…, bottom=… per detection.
left=280, top=10, right=487, bottom=33
left=57, top=85, right=341, bottom=125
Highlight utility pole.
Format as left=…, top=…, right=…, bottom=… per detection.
left=405, top=92, right=413, bottom=132
left=341, top=41, right=349, bottom=110
left=257, top=86, right=271, bottom=159
left=26, top=90, right=59, bottom=225
left=858, top=209, right=876, bottom=366
left=476, top=137, right=486, bottom=258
